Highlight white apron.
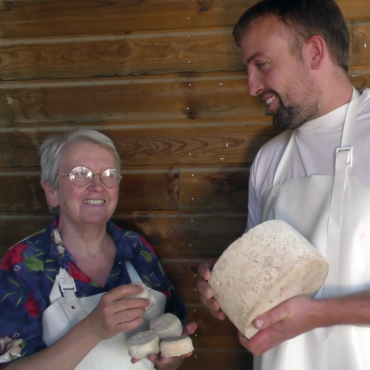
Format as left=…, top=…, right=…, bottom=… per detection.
left=42, top=261, right=166, bottom=370
left=254, top=88, right=370, bottom=370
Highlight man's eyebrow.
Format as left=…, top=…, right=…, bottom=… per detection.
left=246, top=52, right=265, bottom=64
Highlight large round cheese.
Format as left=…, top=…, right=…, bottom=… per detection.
left=209, top=220, right=329, bottom=339
left=149, top=313, right=182, bottom=340
left=127, top=331, right=160, bottom=359
left=160, top=335, right=194, bottom=357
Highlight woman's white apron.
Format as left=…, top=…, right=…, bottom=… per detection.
left=42, top=261, right=166, bottom=370
left=254, top=89, right=370, bottom=370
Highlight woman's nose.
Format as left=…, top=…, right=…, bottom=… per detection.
left=88, top=174, right=104, bottom=190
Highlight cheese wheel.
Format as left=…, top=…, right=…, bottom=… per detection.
left=160, top=335, right=194, bottom=357
left=127, top=331, right=160, bottom=359
left=149, top=313, right=182, bottom=340
left=209, top=220, right=329, bottom=339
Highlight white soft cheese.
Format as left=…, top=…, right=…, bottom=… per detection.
left=160, top=335, right=194, bottom=357
left=149, top=313, right=183, bottom=340
left=127, top=331, right=160, bottom=359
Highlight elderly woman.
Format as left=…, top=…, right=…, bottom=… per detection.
left=0, top=129, right=196, bottom=370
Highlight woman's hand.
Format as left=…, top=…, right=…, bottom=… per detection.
left=196, top=261, right=225, bottom=320
left=131, top=321, right=198, bottom=369
left=85, top=284, right=150, bottom=341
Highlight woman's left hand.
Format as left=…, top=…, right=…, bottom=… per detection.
left=131, top=321, right=197, bottom=369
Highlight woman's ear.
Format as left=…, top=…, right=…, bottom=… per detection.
left=41, top=181, right=59, bottom=208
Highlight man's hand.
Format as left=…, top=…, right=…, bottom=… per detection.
left=238, top=295, right=319, bottom=355
left=131, top=321, right=197, bottom=369
left=196, top=261, right=225, bottom=320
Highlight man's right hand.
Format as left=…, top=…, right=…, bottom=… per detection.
left=197, top=261, right=225, bottom=320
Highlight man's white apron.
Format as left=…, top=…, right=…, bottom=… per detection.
left=254, top=89, right=370, bottom=370
left=42, top=261, right=166, bottom=370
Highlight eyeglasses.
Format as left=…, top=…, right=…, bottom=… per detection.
left=59, top=166, right=122, bottom=188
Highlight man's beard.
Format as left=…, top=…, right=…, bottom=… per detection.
left=272, top=96, right=319, bottom=130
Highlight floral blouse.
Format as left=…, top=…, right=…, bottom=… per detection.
left=0, top=217, right=186, bottom=368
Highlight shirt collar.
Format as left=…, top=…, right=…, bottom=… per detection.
left=47, top=216, right=134, bottom=263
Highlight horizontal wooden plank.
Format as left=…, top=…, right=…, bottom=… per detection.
left=0, top=129, right=15, bottom=168
left=15, top=121, right=279, bottom=167
left=180, top=350, right=253, bottom=370
left=162, top=259, right=203, bottom=305
left=0, top=211, right=247, bottom=258
left=0, top=30, right=242, bottom=80
left=1, top=0, right=369, bottom=40
left=180, top=165, right=249, bottom=210
left=0, top=0, right=256, bottom=38
left=352, top=22, right=370, bottom=67
left=349, top=69, right=370, bottom=89
left=0, top=22, right=369, bottom=80
left=0, top=166, right=179, bottom=212
left=0, top=165, right=250, bottom=212
left=1, top=72, right=266, bottom=124
left=187, top=306, right=245, bottom=350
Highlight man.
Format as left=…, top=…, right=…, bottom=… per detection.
left=197, top=0, right=370, bottom=369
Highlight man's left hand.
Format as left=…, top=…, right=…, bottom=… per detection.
left=238, top=295, right=320, bottom=356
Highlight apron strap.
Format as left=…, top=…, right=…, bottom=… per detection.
left=323, top=87, right=360, bottom=298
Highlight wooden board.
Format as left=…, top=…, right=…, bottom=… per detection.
left=0, top=165, right=251, bottom=212
left=0, top=211, right=247, bottom=258
left=15, top=121, right=279, bottom=167
left=351, top=22, right=370, bottom=68
left=1, top=72, right=265, bottom=124
left=0, top=0, right=257, bottom=38
left=0, top=30, right=242, bottom=80
left=180, top=350, right=253, bottom=370
left=162, top=259, right=204, bottom=305
left=180, top=165, right=249, bottom=210
left=1, top=0, right=369, bottom=40
left=0, top=166, right=180, bottom=212
left=187, top=306, right=244, bottom=350
left=0, top=23, right=368, bottom=80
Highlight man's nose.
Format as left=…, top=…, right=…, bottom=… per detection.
left=247, top=71, right=263, bottom=97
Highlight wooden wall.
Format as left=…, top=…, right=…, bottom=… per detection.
left=0, top=1, right=369, bottom=368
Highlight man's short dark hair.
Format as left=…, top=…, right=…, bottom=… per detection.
left=233, top=0, right=350, bottom=72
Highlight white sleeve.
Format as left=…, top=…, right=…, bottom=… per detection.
left=245, top=159, right=261, bottom=233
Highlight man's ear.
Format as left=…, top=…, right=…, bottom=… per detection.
left=41, top=181, right=59, bottom=208
left=303, top=35, right=327, bottom=70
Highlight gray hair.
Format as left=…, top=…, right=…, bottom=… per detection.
left=40, top=129, right=121, bottom=213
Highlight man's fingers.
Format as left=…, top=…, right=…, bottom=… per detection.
left=196, top=279, right=213, bottom=300
left=197, top=261, right=213, bottom=280
left=182, top=321, right=197, bottom=335
left=253, top=301, right=290, bottom=330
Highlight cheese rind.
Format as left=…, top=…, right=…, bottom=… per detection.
left=160, top=335, right=194, bottom=357
left=209, top=220, right=329, bottom=339
left=127, top=331, right=160, bottom=359
left=149, top=313, right=182, bottom=340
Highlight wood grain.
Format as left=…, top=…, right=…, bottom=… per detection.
left=0, top=211, right=247, bottom=258
left=0, top=30, right=242, bottom=80
left=1, top=0, right=369, bottom=40
left=180, top=165, right=249, bottom=210
left=15, top=121, right=279, bottom=167
left=187, top=306, right=244, bottom=350
left=179, top=350, right=253, bottom=370
left=1, top=72, right=265, bottom=124
left=0, top=166, right=180, bottom=211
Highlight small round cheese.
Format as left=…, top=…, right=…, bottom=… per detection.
left=149, top=313, right=182, bottom=340
left=125, top=282, right=152, bottom=300
left=127, top=331, right=160, bottom=359
left=160, top=335, right=194, bottom=357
